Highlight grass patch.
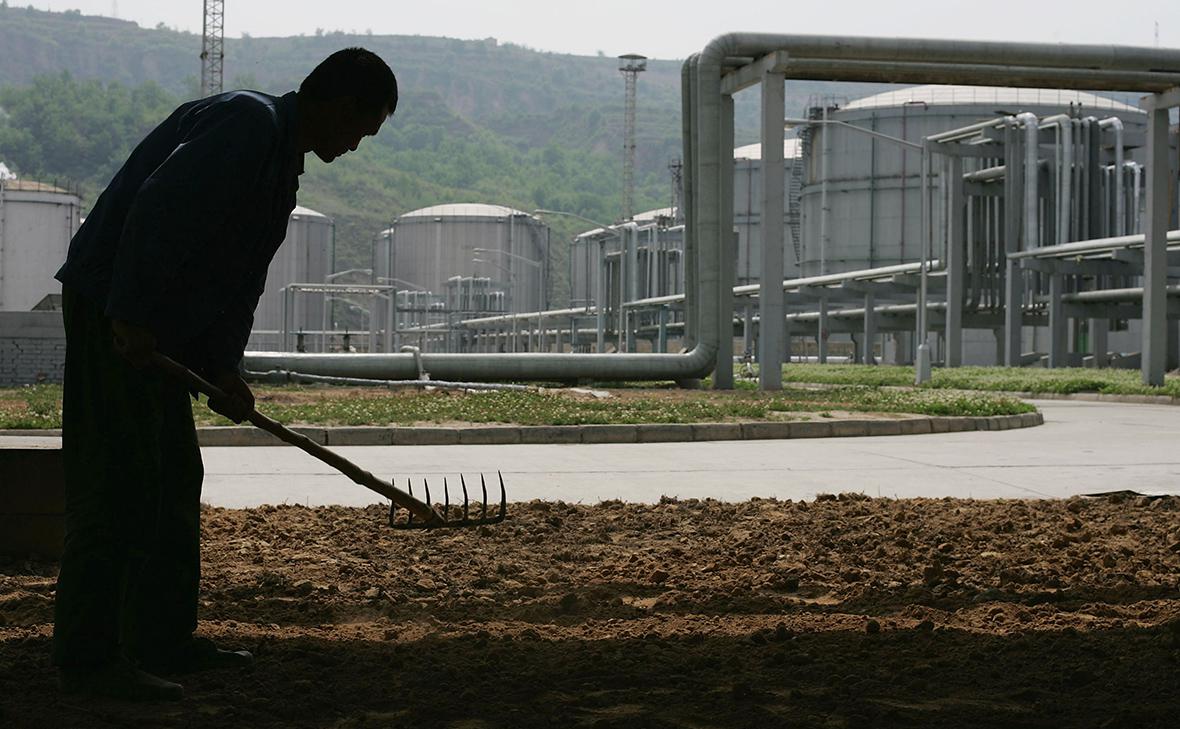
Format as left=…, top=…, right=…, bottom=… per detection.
left=778, top=363, right=1180, bottom=396
left=0, top=382, right=1032, bottom=429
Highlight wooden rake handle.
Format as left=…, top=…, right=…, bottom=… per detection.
left=151, top=352, right=442, bottom=525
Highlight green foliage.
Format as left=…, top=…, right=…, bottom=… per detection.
left=0, top=383, right=1032, bottom=429
left=0, top=73, right=174, bottom=193
left=0, top=385, right=62, bottom=428
left=778, top=363, right=1180, bottom=397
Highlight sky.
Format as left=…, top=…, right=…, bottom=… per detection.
left=25, top=0, right=1180, bottom=60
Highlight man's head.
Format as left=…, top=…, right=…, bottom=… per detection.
left=298, top=48, right=398, bottom=163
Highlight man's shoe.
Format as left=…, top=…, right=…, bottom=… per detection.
left=59, top=659, right=184, bottom=702
left=142, top=636, right=254, bottom=675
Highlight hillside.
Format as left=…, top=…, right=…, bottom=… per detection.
left=0, top=6, right=890, bottom=303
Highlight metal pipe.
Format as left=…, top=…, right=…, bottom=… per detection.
left=819, top=105, right=830, bottom=274
left=1040, top=114, right=1073, bottom=246
left=1098, top=117, right=1125, bottom=236
left=1015, top=113, right=1040, bottom=252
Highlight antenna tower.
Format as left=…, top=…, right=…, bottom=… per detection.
left=200, top=0, right=225, bottom=97
left=618, top=54, right=647, bottom=220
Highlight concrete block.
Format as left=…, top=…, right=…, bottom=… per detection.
left=391, top=427, right=461, bottom=445
left=788, top=421, right=833, bottom=439
left=580, top=425, right=638, bottom=443
left=929, top=417, right=952, bottom=434
left=325, top=427, right=393, bottom=446
left=458, top=428, right=523, bottom=445
left=898, top=419, right=932, bottom=435
left=828, top=420, right=870, bottom=438
left=519, top=426, right=582, bottom=444
left=866, top=421, right=902, bottom=436
left=692, top=423, right=744, bottom=441
left=741, top=422, right=793, bottom=440
left=636, top=424, right=695, bottom=443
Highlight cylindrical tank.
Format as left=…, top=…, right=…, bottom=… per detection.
left=250, top=205, right=334, bottom=349
left=375, top=203, right=549, bottom=313
left=0, top=180, right=82, bottom=311
left=733, top=139, right=803, bottom=284
left=799, top=85, right=1146, bottom=276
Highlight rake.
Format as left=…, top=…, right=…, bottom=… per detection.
left=152, top=353, right=507, bottom=530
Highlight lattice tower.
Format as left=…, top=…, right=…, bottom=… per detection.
left=200, top=0, right=225, bottom=97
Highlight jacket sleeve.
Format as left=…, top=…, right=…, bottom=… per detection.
left=104, top=100, right=277, bottom=351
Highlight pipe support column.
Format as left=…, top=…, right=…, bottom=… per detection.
left=758, top=70, right=786, bottom=389
left=1141, top=94, right=1174, bottom=386
left=714, top=93, right=735, bottom=388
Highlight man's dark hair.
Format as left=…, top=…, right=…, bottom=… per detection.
left=300, top=47, right=398, bottom=116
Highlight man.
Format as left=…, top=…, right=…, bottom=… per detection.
left=52, top=47, right=398, bottom=701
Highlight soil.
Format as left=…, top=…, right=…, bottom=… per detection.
left=2, top=493, right=1179, bottom=728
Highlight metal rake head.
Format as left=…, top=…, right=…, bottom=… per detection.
left=389, top=472, right=508, bottom=530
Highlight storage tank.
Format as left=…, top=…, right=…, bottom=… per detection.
left=375, top=203, right=549, bottom=313
left=249, top=205, right=334, bottom=350
left=798, top=85, right=1146, bottom=276
left=0, top=179, right=82, bottom=310
left=733, top=138, right=804, bottom=284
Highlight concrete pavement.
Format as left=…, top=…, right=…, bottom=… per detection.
left=194, top=400, right=1180, bottom=507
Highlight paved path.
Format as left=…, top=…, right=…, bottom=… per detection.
left=192, top=400, right=1180, bottom=507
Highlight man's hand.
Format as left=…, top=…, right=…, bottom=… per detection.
left=208, top=372, right=255, bottom=424
left=111, top=319, right=157, bottom=368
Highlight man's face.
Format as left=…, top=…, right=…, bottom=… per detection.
left=313, top=97, right=388, bottom=164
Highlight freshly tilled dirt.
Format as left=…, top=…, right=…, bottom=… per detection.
left=2, top=493, right=1178, bottom=728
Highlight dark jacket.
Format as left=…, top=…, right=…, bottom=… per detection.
left=56, top=90, right=303, bottom=374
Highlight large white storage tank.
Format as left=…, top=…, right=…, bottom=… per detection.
left=375, top=203, right=549, bottom=313
left=733, top=138, right=804, bottom=284
left=798, top=85, right=1146, bottom=277
left=0, top=179, right=82, bottom=310
left=249, top=205, right=334, bottom=350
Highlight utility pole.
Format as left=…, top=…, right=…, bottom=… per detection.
left=200, top=0, right=225, bottom=97
left=618, top=54, right=647, bottom=221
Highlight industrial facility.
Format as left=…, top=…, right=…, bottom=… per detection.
left=244, top=35, right=1180, bottom=391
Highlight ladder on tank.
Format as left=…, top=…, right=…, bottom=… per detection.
left=786, top=157, right=804, bottom=266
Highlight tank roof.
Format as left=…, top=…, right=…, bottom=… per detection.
left=842, top=85, right=1141, bottom=113
left=290, top=205, right=329, bottom=219
left=1, top=179, right=72, bottom=194
left=401, top=203, right=535, bottom=219
left=733, top=139, right=802, bottom=161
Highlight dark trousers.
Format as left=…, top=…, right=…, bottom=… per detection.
left=52, top=287, right=204, bottom=668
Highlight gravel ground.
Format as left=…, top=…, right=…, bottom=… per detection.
left=2, top=493, right=1179, bottom=728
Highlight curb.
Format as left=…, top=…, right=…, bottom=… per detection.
left=193, top=411, right=1042, bottom=446
left=0, top=413, right=1044, bottom=447
left=998, top=391, right=1180, bottom=406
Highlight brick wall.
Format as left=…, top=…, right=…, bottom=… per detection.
left=0, top=311, right=66, bottom=386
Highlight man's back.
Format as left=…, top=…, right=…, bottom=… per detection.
left=57, top=90, right=301, bottom=369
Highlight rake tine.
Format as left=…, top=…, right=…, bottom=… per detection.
left=406, top=480, right=415, bottom=527
left=480, top=473, right=489, bottom=521
left=461, top=475, right=471, bottom=523
left=443, top=478, right=450, bottom=521
left=424, top=479, right=432, bottom=514
left=498, top=471, right=507, bottom=521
